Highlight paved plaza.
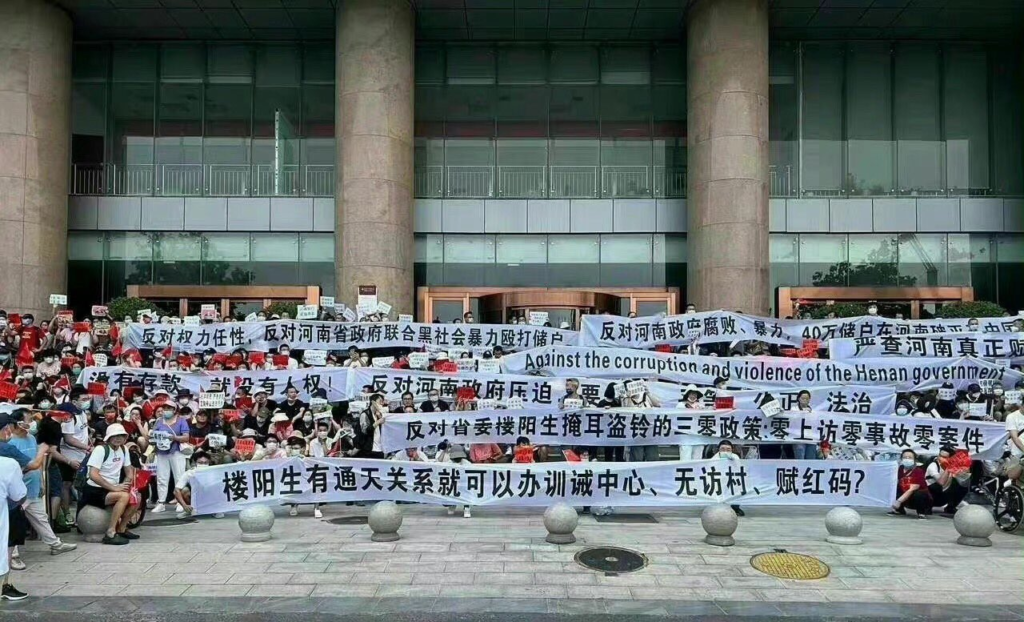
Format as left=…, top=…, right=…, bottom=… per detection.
left=3, top=504, right=1022, bottom=619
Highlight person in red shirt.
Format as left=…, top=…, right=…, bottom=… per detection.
left=18, top=314, right=46, bottom=352
left=890, top=449, right=932, bottom=518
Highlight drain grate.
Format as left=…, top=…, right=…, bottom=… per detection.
left=750, top=550, right=829, bottom=580
left=140, top=517, right=198, bottom=527
left=593, top=513, right=658, bottom=524
left=575, top=546, right=648, bottom=575
left=326, top=516, right=368, bottom=525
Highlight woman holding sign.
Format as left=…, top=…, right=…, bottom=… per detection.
left=148, top=403, right=190, bottom=514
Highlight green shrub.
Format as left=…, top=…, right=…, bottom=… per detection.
left=803, top=302, right=869, bottom=319
left=934, top=301, right=1007, bottom=319
left=261, top=301, right=298, bottom=318
left=106, top=297, right=166, bottom=321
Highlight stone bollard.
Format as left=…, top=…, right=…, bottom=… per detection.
left=238, top=505, right=276, bottom=542
left=954, top=504, right=996, bottom=548
left=368, top=501, right=403, bottom=542
left=543, top=503, right=579, bottom=544
left=701, top=504, right=737, bottom=547
left=78, top=506, right=111, bottom=543
left=824, top=507, right=863, bottom=545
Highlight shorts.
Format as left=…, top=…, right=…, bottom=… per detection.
left=1003, top=455, right=1024, bottom=474
left=8, top=505, right=28, bottom=547
left=79, top=485, right=110, bottom=511
left=47, top=463, right=63, bottom=498
left=58, top=460, right=78, bottom=484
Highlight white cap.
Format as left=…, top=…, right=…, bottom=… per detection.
left=559, top=321, right=571, bottom=329
left=104, top=423, right=128, bottom=441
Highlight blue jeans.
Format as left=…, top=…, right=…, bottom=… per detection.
left=792, top=444, right=818, bottom=460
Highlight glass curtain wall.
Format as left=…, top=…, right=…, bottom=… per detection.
left=70, top=42, right=335, bottom=197
left=770, top=42, right=1024, bottom=198
left=414, top=42, right=687, bottom=199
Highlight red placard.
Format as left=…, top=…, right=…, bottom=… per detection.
left=714, top=396, right=735, bottom=410
left=945, top=450, right=973, bottom=476
left=7, top=314, right=21, bottom=328
left=221, top=409, right=243, bottom=424
left=234, top=397, right=254, bottom=411
left=562, top=449, right=582, bottom=463
left=456, top=386, right=477, bottom=400
left=436, top=361, right=458, bottom=374
left=0, top=382, right=17, bottom=401
left=249, top=352, right=266, bottom=366
left=211, top=353, right=229, bottom=365
left=73, top=321, right=90, bottom=333
left=57, top=310, right=74, bottom=320
left=234, top=438, right=256, bottom=455
left=60, top=356, right=78, bottom=369
left=87, top=382, right=107, bottom=396
left=654, top=344, right=674, bottom=353
left=272, top=355, right=289, bottom=368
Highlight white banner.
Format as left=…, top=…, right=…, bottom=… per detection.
left=381, top=407, right=1007, bottom=458
left=79, top=366, right=351, bottom=402
left=504, top=346, right=1024, bottom=392
left=190, top=457, right=897, bottom=515
left=649, top=383, right=897, bottom=415
left=829, top=332, right=1024, bottom=362
left=124, top=321, right=577, bottom=353
left=580, top=311, right=1021, bottom=350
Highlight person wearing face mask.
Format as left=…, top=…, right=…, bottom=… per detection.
left=925, top=445, right=970, bottom=517
left=36, top=351, right=60, bottom=378
left=58, top=392, right=92, bottom=526
left=269, top=412, right=295, bottom=442
left=678, top=386, right=707, bottom=461
left=277, top=386, right=309, bottom=431
left=967, top=317, right=981, bottom=332
left=893, top=399, right=914, bottom=418
left=709, top=440, right=745, bottom=516
left=419, top=390, right=450, bottom=413
left=173, top=451, right=213, bottom=518
left=15, top=365, right=35, bottom=389
left=275, top=345, right=299, bottom=370
left=912, top=394, right=941, bottom=419
left=0, top=412, right=30, bottom=601
left=890, top=449, right=932, bottom=518
left=623, top=380, right=661, bottom=462
left=283, top=436, right=321, bottom=517
left=261, top=437, right=287, bottom=460
left=358, top=395, right=388, bottom=459
left=147, top=404, right=190, bottom=514
left=866, top=303, right=879, bottom=317
left=174, top=390, right=199, bottom=416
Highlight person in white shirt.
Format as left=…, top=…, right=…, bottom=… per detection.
left=710, top=440, right=745, bottom=517
left=173, top=451, right=212, bottom=517
left=925, top=445, right=970, bottom=516
left=1005, top=404, right=1024, bottom=483
left=0, top=416, right=29, bottom=601
left=80, top=424, right=138, bottom=545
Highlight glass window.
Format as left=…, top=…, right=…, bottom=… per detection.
left=251, top=233, right=299, bottom=284
left=770, top=43, right=799, bottom=197
left=153, top=233, right=201, bottom=285
left=652, top=84, right=686, bottom=137
left=948, top=234, right=994, bottom=300
left=895, top=43, right=943, bottom=195
left=496, top=235, right=546, bottom=263
left=109, top=82, right=155, bottom=173
left=549, top=85, right=598, bottom=136
left=848, top=234, right=897, bottom=287
left=653, top=45, right=685, bottom=85
left=496, top=85, right=548, bottom=137
left=944, top=44, right=989, bottom=195
left=444, top=139, right=494, bottom=198
left=800, top=234, right=846, bottom=286
left=447, top=46, right=496, bottom=85
left=73, top=44, right=109, bottom=82
left=601, top=234, right=652, bottom=286
left=204, top=84, right=252, bottom=194
left=71, top=83, right=107, bottom=170
left=770, top=234, right=800, bottom=314
left=416, top=45, right=445, bottom=85
left=160, top=44, right=204, bottom=82
left=156, top=83, right=203, bottom=196
left=497, top=139, right=547, bottom=198
left=252, top=84, right=301, bottom=196
left=301, top=84, right=335, bottom=196
left=801, top=43, right=844, bottom=196
left=303, top=43, right=334, bottom=84
left=415, top=138, right=445, bottom=198
left=68, top=232, right=105, bottom=261
left=654, top=138, right=686, bottom=197
left=444, top=235, right=494, bottom=263
left=549, top=139, right=599, bottom=198
left=846, top=43, right=893, bottom=196
left=256, top=44, right=300, bottom=87
left=498, top=46, right=546, bottom=85
left=601, top=46, right=650, bottom=85
left=897, top=233, right=946, bottom=287
left=549, top=45, right=598, bottom=84
left=445, top=85, right=495, bottom=137
left=601, top=139, right=652, bottom=197
left=997, top=235, right=1024, bottom=312
left=112, top=44, right=156, bottom=82
left=207, top=45, right=253, bottom=83
left=600, top=85, right=651, bottom=137
left=299, top=233, right=334, bottom=262
left=991, top=48, right=1024, bottom=196
left=201, top=233, right=251, bottom=286
left=549, top=235, right=599, bottom=264
left=416, top=234, right=444, bottom=263
left=416, top=85, right=446, bottom=137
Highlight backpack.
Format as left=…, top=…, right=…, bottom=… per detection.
left=73, top=445, right=109, bottom=493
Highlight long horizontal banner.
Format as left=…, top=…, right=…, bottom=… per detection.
left=123, top=321, right=576, bottom=354
left=79, top=366, right=351, bottom=402
left=381, top=408, right=1007, bottom=458
left=191, top=457, right=897, bottom=515
left=580, top=311, right=1021, bottom=350
left=829, top=332, right=1024, bottom=362
left=503, top=346, right=1024, bottom=392
left=653, top=384, right=897, bottom=415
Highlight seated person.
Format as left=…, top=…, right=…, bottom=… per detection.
left=925, top=445, right=970, bottom=516
left=512, top=436, right=536, bottom=464
left=78, top=424, right=140, bottom=545
left=890, top=449, right=932, bottom=518
left=469, top=443, right=505, bottom=464
left=173, top=451, right=213, bottom=517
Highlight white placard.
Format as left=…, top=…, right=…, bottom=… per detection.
left=377, top=302, right=392, bottom=316
left=296, top=305, right=319, bottom=320
left=398, top=314, right=414, bottom=323
left=349, top=400, right=368, bottom=413
left=200, top=304, right=216, bottom=313
left=138, top=309, right=153, bottom=319
left=199, top=392, right=226, bottom=410
left=309, top=397, right=329, bottom=410
left=1005, top=390, right=1022, bottom=405
left=506, top=396, right=524, bottom=410
left=967, top=402, right=988, bottom=418
left=455, top=358, right=478, bottom=372
left=528, top=311, right=549, bottom=326
left=563, top=398, right=583, bottom=410
left=183, top=315, right=200, bottom=326
left=304, top=349, right=328, bottom=366
left=206, top=433, right=227, bottom=449
left=625, top=379, right=647, bottom=398
left=447, top=347, right=468, bottom=360
left=169, top=317, right=181, bottom=325
left=200, top=309, right=218, bottom=320
left=245, top=312, right=258, bottom=322
left=314, top=411, right=332, bottom=421
left=408, top=352, right=429, bottom=369
left=476, top=359, right=501, bottom=374
left=320, top=296, right=335, bottom=309
left=759, top=399, right=783, bottom=417
left=938, top=388, right=957, bottom=401
left=93, top=353, right=108, bottom=368
left=356, top=302, right=377, bottom=318
left=49, top=294, right=67, bottom=305
left=342, top=308, right=357, bottom=322
left=980, top=379, right=995, bottom=393
left=91, top=305, right=108, bottom=317
left=478, top=399, right=497, bottom=411
left=372, top=356, right=396, bottom=368
left=357, top=292, right=378, bottom=310
left=686, top=328, right=701, bottom=341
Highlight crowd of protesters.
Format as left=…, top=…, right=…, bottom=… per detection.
left=0, top=304, right=1021, bottom=602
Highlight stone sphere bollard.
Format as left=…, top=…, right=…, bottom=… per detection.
left=824, top=507, right=863, bottom=545
left=701, top=504, right=738, bottom=547
left=368, top=501, right=403, bottom=542
left=954, top=504, right=996, bottom=548
left=543, top=503, right=579, bottom=544
left=238, top=504, right=276, bottom=542
left=78, top=506, right=111, bottom=543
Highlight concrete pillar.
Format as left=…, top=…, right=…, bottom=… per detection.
left=686, top=0, right=770, bottom=315
left=0, top=0, right=71, bottom=318
left=335, top=0, right=415, bottom=315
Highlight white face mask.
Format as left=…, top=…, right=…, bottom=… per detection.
left=266, top=443, right=279, bottom=452
left=896, top=407, right=909, bottom=416
left=429, top=395, right=439, bottom=403
left=303, top=415, right=313, bottom=424
left=900, top=459, right=915, bottom=469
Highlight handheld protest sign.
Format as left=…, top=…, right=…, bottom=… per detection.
left=221, top=409, right=243, bottom=424
left=349, top=400, right=368, bottom=413
left=73, top=321, right=90, bottom=333
left=234, top=438, right=256, bottom=456
left=759, top=398, right=783, bottom=417
left=0, top=382, right=17, bottom=401
left=319, top=296, right=335, bottom=309
left=714, top=396, right=735, bottom=409
left=506, top=396, right=524, bottom=409
left=199, top=392, right=226, bottom=410
left=304, top=350, right=328, bottom=366
left=477, top=398, right=497, bottom=410
left=938, top=388, right=957, bottom=401
left=314, top=411, right=332, bottom=421
left=686, top=328, right=701, bottom=342
left=207, top=433, right=228, bottom=449
left=398, top=314, right=413, bottom=323
left=272, top=354, right=290, bottom=368
left=528, top=311, right=549, bottom=326
left=91, top=305, right=108, bottom=317
left=625, top=379, right=647, bottom=398
left=408, top=352, right=429, bottom=369
left=342, top=307, right=357, bottom=322
left=1005, top=390, right=1022, bottom=405
left=979, top=379, right=995, bottom=393
left=49, top=294, right=68, bottom=306
left=356, top=302, right=377, bottom=318
left=436, top=360, right=458, bottom=374
left=455, top=358, right=477, bottom=372
left=563, top=397, right=583, bottom=410
left=87, top=382, right=107, bottom=397
left=93, top=353, right=108, bottom=367
left=310, top=397, right=329, bottom=411
left=183, top=315, right=200, bottom=326
left=377, top=301, right=392, bottom=316
left=476, top=359, right=501, bottom=374
left=967, top=402, right=987, bottom=418
left=245, top=312, right=258, bottom=322
left=372, top=356, right=396, bottom=368
left=296, top=305, right=319, bottom=320
left=200, top=308, right=218, bottom=321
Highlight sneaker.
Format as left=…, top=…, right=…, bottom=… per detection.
left=463, top=507, right=471, bottom=518
left=102, top=534, right=129, bottom=546
left=176, top=511, right=187, bottom=520
left=0, top=584, right=27, bottom=601
left=314, top=508, right=323, bottom=519
left=9, top=558, right=25, bottom=571
left=151, top=503, right=167, bottom=514
left=121, top=531, right=140, bottom=540
left=175, top=503, right=184, bottom=513
left=289, top=506, right=298, bottom=517
left=50, top=542, right=78, bottom=556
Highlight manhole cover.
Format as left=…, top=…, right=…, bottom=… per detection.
left=750, top=551, right=829, bottom=580
left=327, top=516, right=368, bottom=525
left=575, top=546, right=648, bottom=575
left=593, top=513, right=658, bottom=524
left=140, top=517, right=198, bottom=527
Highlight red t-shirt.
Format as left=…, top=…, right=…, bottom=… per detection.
left=19, top=326, right=45, bottom=351
left=898, top=466, right=929, bottom=496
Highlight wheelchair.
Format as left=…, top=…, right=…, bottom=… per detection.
left=976, top=457, right=1023, bottom=533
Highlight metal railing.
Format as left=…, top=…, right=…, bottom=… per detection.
left=498, top=166, right=545, bottom=198
left=447, top=165, right=493, bottom=198
left=72, top=163, right=337, bottom=197
left=414, top=166, right=443, bottom=197
left=602, top=166, right=649, bottom=197
left=655, top=166, right=687, bottom=197
left=550, top=166, right=599, bottom=198
left=769, top=164, right=793, bottom=197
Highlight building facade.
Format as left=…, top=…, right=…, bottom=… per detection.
left=2, top=0, right=1023, bottom=320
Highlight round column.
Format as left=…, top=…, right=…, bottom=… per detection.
left=686, top=0, right=770, bottom=315
left=335, top=0, right=415, bottom=315
left=0, top=0, right=71, bottom=317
